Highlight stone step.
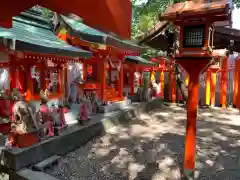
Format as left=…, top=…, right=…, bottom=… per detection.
left=32, top=155, right=60, bottom=171
left=13, top=169, right=59, bottom=180
left=100, top=99, right=131, bottom=113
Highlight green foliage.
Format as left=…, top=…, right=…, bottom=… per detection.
left=233, top=0, right=240, bottom=8
left=32, top=5, right=53, bottom=18
left=42, top=8, right=53, bottom=18
left=132, top=0, right=186, bottom=39
left=132, top=0, right=237, bottom=39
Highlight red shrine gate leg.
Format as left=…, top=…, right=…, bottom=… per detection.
left=237, top=60, right=240, bottom=109
left=220, top=56, right=228, bottom=108
left=234, top=59, right=240, bottom=107
left=205, top=70, right=211, bottom=106
left=210, top=70, right=217, bottom=107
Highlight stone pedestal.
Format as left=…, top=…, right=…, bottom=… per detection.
left=9, top=131, right=40, bottom=148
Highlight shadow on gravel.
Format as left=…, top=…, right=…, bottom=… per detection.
left=46, top=104, right=240, bottom=180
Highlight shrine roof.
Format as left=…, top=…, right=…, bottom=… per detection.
left=137, top=21, right=171, bottom=51
left=160, top=0, right=230, bottom=22
left=0, top=11, right=92, bottom=58
left=125, top=56, right=156, bottom=66
left=138, top=20, right=240, bottom=52
left=60, top=15, right=145, bottom=53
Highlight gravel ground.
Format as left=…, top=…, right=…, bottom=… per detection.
left=46, top=105, right=240, bottom=180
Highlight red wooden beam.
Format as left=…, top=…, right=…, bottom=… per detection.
left=24, top=52, right=82, bottom=63
left=0, top=62, right=10, bottom=68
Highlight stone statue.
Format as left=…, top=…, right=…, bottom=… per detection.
left=145, top=87, right=152, bottom=101
left=37, top=90, right=54, bottom=137
left=68, top=75, right=84, bottom=105
left=136, top=86, right=144, bottom=101
left=59, top=104, right=67, bottom=128
left=151, top=81, right=160, bottom=98
left=79, top=92, right=90, bottom=121
left=136, top=86, right=152, bottom=101
left=91, top=91, right=99, bottom=114
left=11, top=89, right=39, bottom=135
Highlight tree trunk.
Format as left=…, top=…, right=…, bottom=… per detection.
left=174, top=64, right=188, bottom=102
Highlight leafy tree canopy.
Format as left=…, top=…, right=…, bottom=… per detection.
left=234, top=0, right=240, bottom=8
left=132, top=0, right=238, bottom=39
left=132, top=0, right=186, bottom=39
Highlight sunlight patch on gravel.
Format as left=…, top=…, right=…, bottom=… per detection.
left=46, top=106, right=240, bottom=180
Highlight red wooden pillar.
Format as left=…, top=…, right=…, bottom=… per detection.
left=210, top=70, right=217, bottom=106
left=9, top=67, right=16, bottom=91
left=160, top=70, right=164, bottom=97
left=83, top=61, right=87, bottom=81
left=100, top=61, right=106, bottom=102
left=205, top=70, right=211, bottom=106
left=25, top=65, right=33, bottom=101
left=118, top=63, right=124, bottom=100
left=220, top=56, right=228, bottom=108
left=92, top=64, right=98, bottom=81
left=168, top=69, right=173, bottom=101
left=185, top=74, right=198, bottom=170
left=172, top=77, right=176, bottom=103
left=40, top=60, right=46, bottom=91
left=16, top=68, right=25, bottom=93
left=149, top=70, right=153, bottom=85
left=185, top=75, right=189, bottom=86
left=63, top=66, right=68, bottom=99
left=178, top=59, right=210, bottom=177
left=168, top=56, right=176, bottom=102
left=178, top=88, right=183, bottom=102
left=9, top=55, right=16, bottom=92
left=58, top=68, right=63, bottom=94
left=109, top=62, right=112, bottom=86
left=236, top=60, right=240, bottom=109
left=130, top=69, right=134, bottom=96
left=139, top=70, right=142, bottom=86
left=234, top=59, right=239, bottom=107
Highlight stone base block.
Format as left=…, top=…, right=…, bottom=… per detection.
left=0, top=122, right=11, bottom=134
left=53, top=125, right=68, bottom=136
left=1, top=111, right=127, bottom=171
left=100, top=99, right=131, bottom=113
left=32, top=155, right=60, bottom=171
left=9, top=132, right=40, bottom=148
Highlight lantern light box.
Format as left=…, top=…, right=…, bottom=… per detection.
left=177, top=22, right=215, bottom=58
left=183, top=24, right=205, bottom=48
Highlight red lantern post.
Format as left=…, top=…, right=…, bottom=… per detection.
left=160, top=1, right=230, bottom=178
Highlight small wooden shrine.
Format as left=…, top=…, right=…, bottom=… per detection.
left=55, top=15, right=145, bottom=102
left=0, top=9, right=92, bottom=142
left=123, top=56, right=156, bottom=96
left=0, top=9, right=92, bottom=100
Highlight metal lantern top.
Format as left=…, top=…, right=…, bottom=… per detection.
left=159, top=0, right=231, bottom=25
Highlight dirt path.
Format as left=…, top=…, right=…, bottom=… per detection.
left=46, top=105, right=240, bottom=180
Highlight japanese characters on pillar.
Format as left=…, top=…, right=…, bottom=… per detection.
left=160, top=0, right=231, bottom=179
